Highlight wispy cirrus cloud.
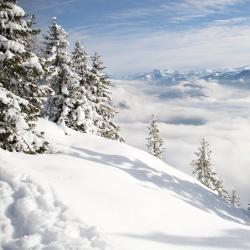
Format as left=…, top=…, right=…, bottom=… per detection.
left=37, top=0, right=81, bottom=12
left=212, top=16, right=250, bottom=25
left=111, top=0, right=246, bottom=22
left=20, top=0, right=250, bottom=74
left=69, top=19, right=250, bottom=74
left=20, top=0, right=81, bottom=12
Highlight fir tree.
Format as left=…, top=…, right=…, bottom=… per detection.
left=0, top=0, right=48, bottom=153
left=88, top=52, right=123, bottom=141
left=248, top=201, right=250, bottom=211
left=25, top=14, right=40, bottom=54
left=191, top=138, right=226, bottom=197
left=214, top=177, right=229, bottom=201
left=70, top=41, right=99, bottom=134
left=43, top=17, right=80, bottom=128
left=229, top=190, right=240, bottom=207
left=146, top=115, right=165, bottom=159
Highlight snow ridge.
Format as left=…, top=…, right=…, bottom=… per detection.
left=0, top=166, right=109, bottom=250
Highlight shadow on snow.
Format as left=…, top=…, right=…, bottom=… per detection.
left=119, top=228, right=250, bottom=249
left=63, top=146, right=249, bottom=227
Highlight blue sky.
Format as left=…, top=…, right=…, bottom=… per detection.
left=19, top=0, right=250, bottom=74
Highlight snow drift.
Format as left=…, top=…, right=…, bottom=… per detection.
left=0, top=119, right=249, bottom=250
left=0, top=163, right=108, bottom=250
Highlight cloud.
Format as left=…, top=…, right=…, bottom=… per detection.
left=212, top=17, right=250, bottom=25
left=162, top=117, right=207, bottom=126
left=111, top=78, right=250, bottom=208
left=111, top=0, right=245, bottom=22
left=69, top=20, right=250, bottom=74
left=21, top=0, right=250, bottom=75
left=22, top=0, right=81, bottom=12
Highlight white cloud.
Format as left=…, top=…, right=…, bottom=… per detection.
left=212, top=17, right=250, bottom=25
left=25, top=0, right=81, bottom=12
left=111, top=79, right=250, bottom=208
left=111, top=0, right=245, bottom=21
left=69, top=21, right=250, bottom=74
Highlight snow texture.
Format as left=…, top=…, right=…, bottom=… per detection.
left=0, top=119, right=249, bottom=250
left=0, top=165, right=109, bottom=250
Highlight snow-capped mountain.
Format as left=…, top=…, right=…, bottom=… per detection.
left=0, top=119, right=249, bottom=250
left=123, top=69, right=208, bottom=82
left=204, top=66, right=250, bottom=86
left=122, top=66, right=250, bottom=88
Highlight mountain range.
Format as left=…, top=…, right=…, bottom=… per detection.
left=118, top=66, right=250, bottom=88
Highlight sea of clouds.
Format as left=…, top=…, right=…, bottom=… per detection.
left=112, top=77, right=250, bottom=208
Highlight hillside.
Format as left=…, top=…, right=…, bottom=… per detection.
left=0, top=119, right=249, bottom=250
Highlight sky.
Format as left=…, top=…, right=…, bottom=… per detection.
left=19, top=0, right=250, bottom=74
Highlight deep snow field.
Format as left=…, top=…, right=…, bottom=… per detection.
left=0, top=119, right=249, bottom=250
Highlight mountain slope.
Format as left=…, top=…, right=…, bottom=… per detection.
left=0, top=119, right=249, bottom=250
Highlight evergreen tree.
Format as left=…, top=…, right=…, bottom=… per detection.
left=229, top=190, right=240, bottom=207
left=0, top=0, right=48, bottom=153
left=191, top=138, right=226, bottom=197
left=214, top=177, right=229, bottom=201
left=43, top=17, right=80, bottom=128
left=248, top=201, right=250, bottom=211
left=25, top=13, right=50, bottom=110
left=70, top=41, right=99, bottom=134
left=88, top=52, right=123, bottom=141
left=146, top=115, right=165, bottom=159
left=25, top=14, right=40, bottom=54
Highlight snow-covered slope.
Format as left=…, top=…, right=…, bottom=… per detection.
left=0, top=119, right=249, bottom=250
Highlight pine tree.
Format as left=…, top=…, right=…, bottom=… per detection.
left=214, top=177, right=229, bottom=201
left=191, top=138, right=224, bottom=195
left=0, top=0, right=48, bottom=153
left=146, top=115, right=165, bottom=159
left=70, top=41, right=99, bottom=134
left=43, top=17, right=80, bottom=129
left=25, top=14, right=40, bottom=54
left=229, top=190, right=240, bottom=207
left=88, top=52, right=123, bottom=141
left=24, top=13, right=50, bottom=110
left=248, top=201, right=250, bottom=211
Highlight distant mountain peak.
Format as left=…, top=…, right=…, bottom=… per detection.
left=119, top=66, right=250, bottom=88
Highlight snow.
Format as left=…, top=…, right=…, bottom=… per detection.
left=0, top=119, right=249, bottom=250
left=15, top=115, right=29, bottom=130
left=0, top=35, right=25, bottom=55
left=0, top=4, right=25, bottom=20
left=22, top=53, right=44, bottom=73
left=0, top=166, right=108, bottom=250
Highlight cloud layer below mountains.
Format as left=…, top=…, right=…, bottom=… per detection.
left=112, top=78, right=250, bottom=207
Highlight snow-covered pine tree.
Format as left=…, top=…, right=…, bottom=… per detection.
left=229, top=190, right=240, bottom=207
left=0, top=0, right=48, bottom=153
left=70, top=41, right=99, bottom=134
left=25, top=13, right=50, bottom=111
left=43, top=17, right=80, bottom=129
left=88, top=52, right=123, bottom=141
left=191, top=138, right=222, bottom=194
left=248, top=201, right=250, bottom=211
left=25, top=14, right=40, bottom=54
left=214, top=177, right=229, bottom=201
left=146, top=115, right=165, bottom=159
